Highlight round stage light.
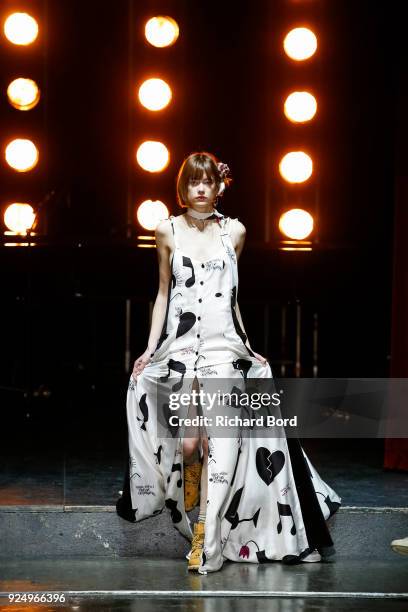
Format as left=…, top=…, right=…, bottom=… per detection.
left=279, top=151, right=313, bottom=183
left=4, top=12, right=39, bottom=46
left=284, top=91, right=317, bottom=123
left=7, top=78, right=40, bottom=111
left=4, top=203, right=36, bottom=235
left=279, top=209, right=314, bottom=240
left=145, top=16, right=179, bottom=48
left=5, top=139, right=39, bottom=172
left=283, top=27, right=317, bottom=61
left=136, top=141, right=169, bottom=172
left=138, top=78, right=172, bottom=111
left=137, top=200, right=169, bottom=231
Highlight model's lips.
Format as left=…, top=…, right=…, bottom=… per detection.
left=196, top=197, right=207, bottom=200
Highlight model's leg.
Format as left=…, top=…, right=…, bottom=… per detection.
left=188, top=429, right=207, bottom=571
left=183, top=376, right=202, bottom=512
left=182, top=375, right=200, bottom=461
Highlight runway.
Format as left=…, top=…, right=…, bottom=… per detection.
left=1, top=439, right=407, bottom=610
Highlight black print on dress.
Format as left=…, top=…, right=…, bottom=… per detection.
left=160, top=358, right=186, bottom=392
left=205, top=260, right=224, bottom=272
left=256, top=448, right=285, bottom=485
left=129, top=456, right=141, bottom=479
left=137, top=393, right=149, bottom=431
left=161, top=402, right=180, bottom=438
left=173, top=269, right=184, bottom=287
left=239, top=540, right=297, bottom=564
left=230, top=437, right=243, bottom=487
left=165, top=498, right=182, bottom=524
left=199, top=366, right=218, bottom=376
left=215, top=292, right=222, bottom=297
left=182, top=256, right=196, bottom=288
left=225, top=487, right=261, bottom=530
left=316, top=491, right=341, bottom=517
left=276, top=501, right=297, bottom=535
left=176, top=311, right=196, bottom=338
left=254, top=547, right=311, bottom=564
left=135, top=484, right=155, bottom=496
left=232, top=358, right=253, bottom=383
left=208, top=438, right=216, bottom=466
left=169, top=462, right=183, bottom=487
left=154, top=445, right=163, bottom=465
left=281, top=483, right=291, bottom=496
left=239, top=540, right=265, bottom=562
left=225, top=245, right=236, bottom=263
left=210, top=471, right=228, bottom=484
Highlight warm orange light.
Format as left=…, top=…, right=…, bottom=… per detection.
left=138, top=78, right=172, bottom=111
left=136, top=141, right=169, bottom=172
left=279, top=209, right=314, bottom=240
left=137, top=200, right=169, bottom=231
left=283, top=27, right=317, bottom=61
left=284, top=91, right=317, bottom=123
left=279, top=151, right=313, bottom=183
left=5, top=139, right=39, bottom=172
left=4, top=12, right=39, bottom=45
left=7, top=78, right=40, bottom=111
left=4, top=203, right=36, bottom=235
left=145, top=16, right=179, bottom=48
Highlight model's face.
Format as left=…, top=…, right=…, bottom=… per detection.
left=186, top=171, right=218, bottom=208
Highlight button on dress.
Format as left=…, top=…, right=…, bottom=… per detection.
left=117, top=210, right=341, bottom=575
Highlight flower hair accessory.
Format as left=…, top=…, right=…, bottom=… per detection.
left=217, top=162, right=231, bottom=180
left=216, top=161, right=231, bottom=198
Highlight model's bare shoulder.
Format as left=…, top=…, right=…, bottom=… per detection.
left=233, top=218, right=246, bottom=237
left=155, top=217, right=172, bottom=247
left=228, top=217, right=246, bottom=256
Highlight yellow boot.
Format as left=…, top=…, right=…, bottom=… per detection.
left=188, top=521, right=205, bottom=571
left=183, top=462, right=202, bottom=511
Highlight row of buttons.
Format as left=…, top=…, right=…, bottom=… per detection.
left=198, top=264, right=209, bottom=383
left=195, top=272, right=205, bottom=369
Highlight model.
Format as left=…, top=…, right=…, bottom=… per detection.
left=116, top=151, right=341, bottom=575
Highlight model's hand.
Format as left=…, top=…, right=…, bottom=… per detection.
left=132, top=348, right=152, bottom=379
left=251, top=350, right=268, bottom=365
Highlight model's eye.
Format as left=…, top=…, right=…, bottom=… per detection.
left=189, top=179, right=214, bottom=186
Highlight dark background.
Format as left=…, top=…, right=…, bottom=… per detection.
left=0, top=0, right=403, bottom=445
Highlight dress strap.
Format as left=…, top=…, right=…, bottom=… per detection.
left=219, top=216, right=239, bottom=237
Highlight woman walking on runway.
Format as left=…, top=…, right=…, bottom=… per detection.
left=116, top=151, right=341, bottom=574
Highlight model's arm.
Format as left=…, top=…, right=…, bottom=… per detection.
left=132, top=219, right=172, bottom=377
left=146, top=219, right=172, bottom=354
left=231, top=219, right=252, bottom=350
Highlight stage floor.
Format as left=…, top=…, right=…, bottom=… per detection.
left=0, top=438, right=407, bottom=508
left=0, top=557, right=408, bottom=611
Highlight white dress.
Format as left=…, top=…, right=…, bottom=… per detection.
left=116, top=210, right=341, bottom=574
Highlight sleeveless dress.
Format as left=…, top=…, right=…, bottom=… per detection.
left=116, top=210, right=341, bottom=575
